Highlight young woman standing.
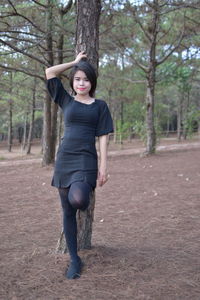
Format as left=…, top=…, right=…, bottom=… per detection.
left=46, top=51, right=113, bottom=279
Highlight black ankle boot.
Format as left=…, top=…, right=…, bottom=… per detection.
left=65, top=256, right=83, bottom=279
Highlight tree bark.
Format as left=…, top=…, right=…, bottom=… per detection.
left=26, top=77, right=36, bottom=154
left=42, top=92, right=52, bottom=165
left=22, top=112, right=28, bottom=151
left=7, top=72, right=13, bottom=152
left=42, top=0, right=54, bottom=165
left=7, top=102, right=13, bottom=152
left=57, top=109, right=63, bottom=146
left=145, top=1, right=158, bottom=154
left=183, top=90, right=190, bottom=140
left=145, top=76, right=156, bottom=153
left=177, top=95, right=183, bottom=141
left=75, top=0, right=101, bottom=73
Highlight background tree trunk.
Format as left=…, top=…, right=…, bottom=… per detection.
left=22, top=112, right=28, bottom=151
left=57, top=109, right=63, bottom=146
left=144, top=2, right=158, bottom=154
left=42, top=92, right=52, bottom=165
left=26, top=77, right=36, bottom=155
left=7, top=104, right=13, bottom=152
left=146, top=78, right=156, bottom=154
left=7, top=72, right=13, bottom=152
left=177, top=96, right=183, bottom=141
left=8, top=100, right=12, bottom=152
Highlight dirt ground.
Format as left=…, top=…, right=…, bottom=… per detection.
left=0, top=139, right=200, bottom=300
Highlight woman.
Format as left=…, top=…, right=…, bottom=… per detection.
left=45, top=51, right=114, bottom=279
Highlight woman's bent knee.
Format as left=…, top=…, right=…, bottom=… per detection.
left=68, top=181, right=92, bottom=210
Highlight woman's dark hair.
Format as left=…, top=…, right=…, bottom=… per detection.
left=69, top=60, right=97, bottom=97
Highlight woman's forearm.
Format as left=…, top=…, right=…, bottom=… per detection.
left=45, top=61, right=76, bottom=79
left=45, top=51, right=87, bottom=79
left=99, top=135, right=108, bottom=170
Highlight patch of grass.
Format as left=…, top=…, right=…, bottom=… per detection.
left=0, top=156, right=5, bottom=160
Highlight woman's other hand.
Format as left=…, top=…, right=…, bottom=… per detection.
left=97, top=167, right=109, bottom=187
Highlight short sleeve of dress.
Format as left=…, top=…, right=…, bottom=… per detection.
left=46, top=77, right=71, bottom=108
left=95, top=100, right=114, bottom=137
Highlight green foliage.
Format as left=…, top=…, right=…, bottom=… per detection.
left=133, top=120, right=147, bottom=142
left=183, top=106, right=200, bottom=138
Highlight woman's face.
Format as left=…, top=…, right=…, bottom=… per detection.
left=73, top=70, right=92, bottom=97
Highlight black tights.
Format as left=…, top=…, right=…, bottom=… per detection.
left=58, top=181, right=92, bottom=262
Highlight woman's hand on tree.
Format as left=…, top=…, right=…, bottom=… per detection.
left=74, top=51, right=87, bottom=64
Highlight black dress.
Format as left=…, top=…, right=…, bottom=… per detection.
left=47, top=77, right=114, bottom=189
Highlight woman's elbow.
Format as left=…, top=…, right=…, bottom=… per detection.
left=45, top=68, right=56, bottom=80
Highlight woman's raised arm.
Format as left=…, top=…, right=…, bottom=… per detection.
left=45, top=51, right=87, bottom=80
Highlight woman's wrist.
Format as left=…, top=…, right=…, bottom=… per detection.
left=99, top=163, right=107, bottom=172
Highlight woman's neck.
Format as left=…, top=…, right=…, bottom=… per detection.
left=74, top=94, right=94, bottom=103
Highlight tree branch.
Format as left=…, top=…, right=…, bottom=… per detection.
left=0, top=38, right=48, bottom=66
left=126, top=47, right=148, bottom=73
left=0, top=64, right=44, bottom=80
left=0, top=30, right=43, bottom=38
left=157, top=12, right=178, bottom=43
left=106, top=74, right=146, bottom=84
left=157, top=16, right=185, bottom=66
left=31, top=0, right=47, bottom=8
left=161, top=2, right=200, bottom=15
left=0, top=33, right=43, bottom=46
left=6, top=0, right=46, bottom=33
left=130, top=7, right=151, bottom=43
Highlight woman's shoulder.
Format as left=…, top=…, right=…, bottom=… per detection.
left=46, top=76, right=72, bottom=107
left=95, top=99, right=108, bottom=107
left=46, top=76, right=68, bottom=87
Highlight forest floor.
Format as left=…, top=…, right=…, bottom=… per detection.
left=0, top=137, right=200, bottom=300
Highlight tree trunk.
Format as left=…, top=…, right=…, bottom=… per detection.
left=183, top=90, right=190, bottom=140
left=7, top=100, right=13, bottom=152
left=56, top=0, right=101, bottom=253
left=22, top=112, right=28, bottom=151
left=42, top=0, right=54, bottom=165
left=75, top=0, right=101, bottom=72
left=26, top=77, right=36, bottom=155
left=42, top=92, right=52, bottom=165
left=177, top=96, right=183, bottom=141
left=57, top=109, right=63, bottom=145
left=144, top=1, right=158, bottom=154
left=75, top=0, right=101, bottom=250
left=50, top=102, right=58, bottom=161
left=113, top=111, right=117, bottom=143
left=166, top=104, right=170, bottom=137
left=50, top=8, right=65, bottom=162
left=145, top=80, right=156, bottom=154
left=7, top=72, right=13, bottom=152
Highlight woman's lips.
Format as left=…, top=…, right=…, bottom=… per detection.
left=78, top=88, right=86, bottom=90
